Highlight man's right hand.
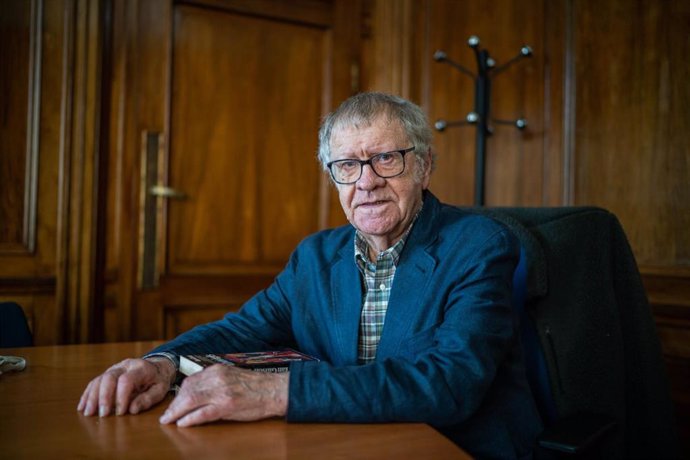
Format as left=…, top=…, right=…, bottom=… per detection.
left=77, top=357, right=176, bottom=417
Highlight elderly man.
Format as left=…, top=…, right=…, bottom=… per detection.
left=78, top=92, right=542, bottom=459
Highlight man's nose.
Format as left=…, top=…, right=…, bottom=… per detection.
left=356, top=163, right=384, bottom=189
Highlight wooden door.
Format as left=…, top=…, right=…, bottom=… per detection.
left=104, top=0, right=358, bottom=341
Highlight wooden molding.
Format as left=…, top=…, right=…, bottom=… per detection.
left=364, top=0, right=415, bottom=97
left=54, top=0, right=107, bottom=344
left=641, top=267, right=690, bottom=318
left=0, top=277, right=56, bottom=295
left=24, top=0, right=43, bottom=253
left=179, top=0, right=332, bottom=27
left=0, top=0, right=42, bottom=255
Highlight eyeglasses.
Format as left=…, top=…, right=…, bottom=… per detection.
left=326, top=147, right=415, bottom=185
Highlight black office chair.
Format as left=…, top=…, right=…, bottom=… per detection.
left=472, top=207, right=680, bottom=459
left=0, top=302, right=34, bottom=348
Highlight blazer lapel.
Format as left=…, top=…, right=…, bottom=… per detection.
left=330, top=244, right=363, bottom=365
left=376, top=192, right=440, bottom=359
left=376, top=251, right=437, bottom=359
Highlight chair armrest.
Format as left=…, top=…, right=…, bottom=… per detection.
left=537, top=413, right=617, bottom=455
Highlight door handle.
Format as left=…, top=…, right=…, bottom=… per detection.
left=139, top=132, right=186, bottom=289
left=149, top=185, right=187, bottom=199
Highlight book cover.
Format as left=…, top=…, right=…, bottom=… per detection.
left=179, top=349, right=318, bottom=376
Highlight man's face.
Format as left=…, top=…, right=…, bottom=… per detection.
left=329, top=116, right=431, bottom=250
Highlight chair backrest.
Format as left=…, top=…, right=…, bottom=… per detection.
left=0, top=302, right=34, bottom=348
left=512, top=247, right=557, bottom=425
left=468, top=206, right=679, bottom=459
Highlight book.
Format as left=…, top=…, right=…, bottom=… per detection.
left=179, top=349, right=318, bottom=376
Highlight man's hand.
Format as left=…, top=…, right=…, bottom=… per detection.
left=77, top=357, right=176, bottom=417
left=159, top=364, right=289, bottom=427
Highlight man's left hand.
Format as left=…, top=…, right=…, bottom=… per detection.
left=159, top=364, right=289, bottom=427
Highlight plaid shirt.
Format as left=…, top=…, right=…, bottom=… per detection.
left=354, top=228, right=412, bottom=364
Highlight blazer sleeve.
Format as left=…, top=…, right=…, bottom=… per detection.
left=287, top=227, right=520, bottom=426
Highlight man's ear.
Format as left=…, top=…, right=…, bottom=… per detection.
left=421, top=148, right=432, bottom=189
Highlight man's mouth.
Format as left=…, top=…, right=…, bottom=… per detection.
left=357, top=200, right=388, bottom=208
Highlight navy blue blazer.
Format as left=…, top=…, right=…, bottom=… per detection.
left=151, top=191, right=542, bottom=459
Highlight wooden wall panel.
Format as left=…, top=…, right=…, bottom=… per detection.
left=1, top=0, right=61, bottom=344
left=645, top=268, right=690, bottom=455
left=360, top=0, right=415, bottom=98
left=0, top=0, right=105, bottom=345
left=417, top=0, right=550, bottom=207
left=0, top=1, right=33, bottom=252
left=163, top=300, right=246, bottom=340
left=572, top=0, right=690, bottom=267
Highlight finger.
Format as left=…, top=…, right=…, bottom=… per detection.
left=77, top=379, right=95, bottom=413
left=176, top=404, right=221, bottom=427
left=77, top=380, right=91, bottom=412
left=159, top=388, right=203, bottom=425
left=128, top=382, right=168, bottom=415
left=159, top=397, right=186, bottom=424
left=114, top=372, right=136, bottom=416
left=82, top=378, right=102, bottom=416
left=97, top=370, right=120, bottom=417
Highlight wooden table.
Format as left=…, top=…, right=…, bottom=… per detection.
left=0, top=342, right=470, bottom=459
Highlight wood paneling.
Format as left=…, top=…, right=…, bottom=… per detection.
left=60, top=0, right=108, bottom=344
left=0, top=0, right=34, bottom=253
left=182, top=0, right=333, bottom=27
left=0, top=0, right=105, bottom=345
left=361, top=0, right=415, bottom=98
left=572, top=0, right=690, bottom=268
left=1, top=0, right=65, bottom=344
left=643, top=267, right=690, bottom=455
left=164, top=303, right=244, bottom=340
left=168, top=6, right=326, bottom=273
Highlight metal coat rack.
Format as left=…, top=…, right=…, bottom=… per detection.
left=434, top=36, right=532, bottom=206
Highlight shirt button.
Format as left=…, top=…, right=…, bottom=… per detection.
left=379, top=283, right=386, bottom=291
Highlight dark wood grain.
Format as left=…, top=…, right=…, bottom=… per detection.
left=572, top=0, right=690, bottom=267
left=0, top=0, right=31, bottom=250
left=0, top=0, right=103, bottom=345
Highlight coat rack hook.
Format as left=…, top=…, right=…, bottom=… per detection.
left=433, top=50, right=475, bottom=79
left=493, top=45, right=533, bottom=76
left=493, top=118, right=528, bottom=130
left=434, top=112, right=480, bottom=132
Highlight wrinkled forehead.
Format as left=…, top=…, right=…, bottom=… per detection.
left=330, top=119, right=409, bottom=157
left=329, top=113, right=406, bottom=144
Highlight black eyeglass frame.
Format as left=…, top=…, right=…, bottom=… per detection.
left=326, top=146, right=416, bottom=185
